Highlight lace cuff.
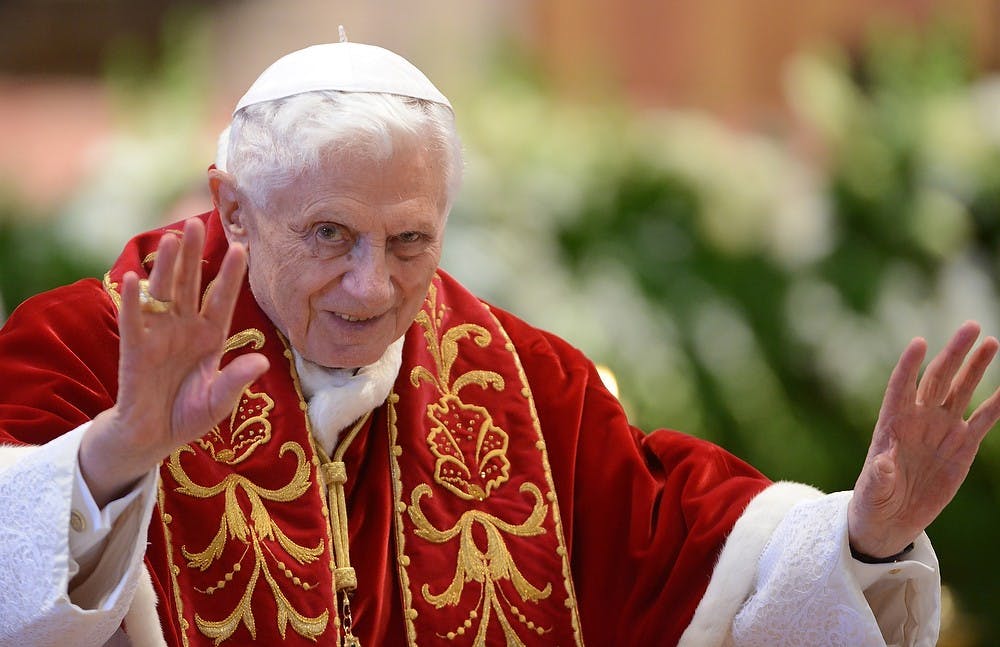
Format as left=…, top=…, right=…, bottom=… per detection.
left=679, top=484, right=941, bottom=646
left=0, top=423, right=159, bottom=645
left=678, top=481, right=824, bottom=646
left=731, top=491, right=940, bottom=646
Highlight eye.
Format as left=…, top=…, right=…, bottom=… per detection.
left=391, top=231, right=433, bottom=252
left=396, top=231, right=425, bottom=244
left=315, top=223, right=347, bottom=243
left=390, top=231, right=434, bottom=259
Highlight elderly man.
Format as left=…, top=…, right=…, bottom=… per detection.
left=0, top=40, right=997, bottom=647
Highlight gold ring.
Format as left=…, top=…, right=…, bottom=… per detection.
left=138, top=279, right=172, bottom=314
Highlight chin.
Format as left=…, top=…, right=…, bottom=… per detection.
left=307, top=344, right=386, bottom=370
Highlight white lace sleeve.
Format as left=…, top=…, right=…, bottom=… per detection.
left=0, top=423, right=159, bottom=647
left=731, top=491, right=939, bottom=647
left=679, top=484, right=941, bottom=647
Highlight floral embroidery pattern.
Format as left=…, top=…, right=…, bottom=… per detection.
left=424, top=395, right=510, bottom=501
left=198, top=331, right=273, bottom=465
left=169, top=441, right=329, bottom=644
left=410, top=286, right=509, bottom=500
left=165, top=330, right=328, bottom=645
left=409, top=483, right=552, bottom=645
left=406, top=284, right=553, bottom=644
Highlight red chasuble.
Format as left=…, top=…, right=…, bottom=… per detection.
left=0, top=212, right=771, bottom=645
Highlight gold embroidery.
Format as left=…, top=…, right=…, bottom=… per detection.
left=410, top=284, right=508, bottom=501
left=409, top=483, right=552, bottom=644
left=140, top=226, right=183, bottom=268
left=169, top=441, right=329, bottom=643
left=224, top=329, right=266, bottom=353
left=425, top=395, right=509, bottom=502
left=102, top=272, right=122, bottom=310
left=401, top=283, right=559, bottom=645
left=196, top=387, right=274, bottom=464
left=196, top=330, right=271, bottom=465
left=386, top=393, right=420, bottom=645
left=158, top=483, right=193, bottom=647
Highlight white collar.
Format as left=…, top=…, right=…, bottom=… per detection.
left=293, top=337, right=404, bottom=454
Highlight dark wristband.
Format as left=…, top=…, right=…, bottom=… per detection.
left=850, top=542, right=915, bottom=564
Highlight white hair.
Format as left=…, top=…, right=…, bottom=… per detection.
left=216, top=90, right=463, bottom=213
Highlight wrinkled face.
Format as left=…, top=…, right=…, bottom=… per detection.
left=222, top=141, right=447, bottom=368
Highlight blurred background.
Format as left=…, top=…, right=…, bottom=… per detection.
left=1, top=0, right=999, bottom=642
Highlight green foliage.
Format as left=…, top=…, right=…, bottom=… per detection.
left=0, top=207, right=108, bottom=320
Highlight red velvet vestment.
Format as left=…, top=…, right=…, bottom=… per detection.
left=0, top=213, right=771, bottom=645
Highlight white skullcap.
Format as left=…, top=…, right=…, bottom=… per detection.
left=233, top=41, right=451, bottom=114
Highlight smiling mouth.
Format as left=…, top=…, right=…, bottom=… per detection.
left=333, top=312, right=377, bottom=323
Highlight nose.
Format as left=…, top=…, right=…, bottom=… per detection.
left=341, top=240, right=393, bottom=307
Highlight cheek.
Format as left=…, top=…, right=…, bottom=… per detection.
left=279, top=270, right=329, bottom=320
left=396, top=258, right=440, bottom=310
left=247, top=242, right=318, bottom=317
left=254, top=240, right=310, bottom=293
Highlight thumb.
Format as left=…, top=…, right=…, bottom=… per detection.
left=208, top=353, right=270, bottom=418
left=863, top=453, right=897, bottom=508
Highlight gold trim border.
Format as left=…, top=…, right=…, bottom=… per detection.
left=387, top=392, right=420, bottom=645
left=483, top=300, right=584, bottom=646
left=158, top=480, right=192, bottom=646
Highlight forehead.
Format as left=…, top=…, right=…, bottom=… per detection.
left=265, top=140, right=447, bottom=220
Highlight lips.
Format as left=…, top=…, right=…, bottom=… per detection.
left=333, top=311, right=377, bottom=323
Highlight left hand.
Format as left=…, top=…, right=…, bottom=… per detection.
left=849, top=321, right=1000, bottom=559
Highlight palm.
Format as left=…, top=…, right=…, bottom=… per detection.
left=849, top=322, right=1000, bottom=558
left=114, top=219, right=268, bottom=462
left=120, top=314, right=226, bottom=446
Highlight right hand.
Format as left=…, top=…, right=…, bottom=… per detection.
left=80, top=218, right=269, bottom=507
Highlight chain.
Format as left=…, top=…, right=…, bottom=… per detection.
left=340, top=591, right=361, bottom=647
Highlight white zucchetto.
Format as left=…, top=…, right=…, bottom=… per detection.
left=233, top=41, right=451, bottom=114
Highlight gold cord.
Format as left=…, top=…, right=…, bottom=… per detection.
left=312, top=411, right=371, bottom=647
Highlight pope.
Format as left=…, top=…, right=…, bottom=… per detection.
left=0, top=37, right=998, bottom=647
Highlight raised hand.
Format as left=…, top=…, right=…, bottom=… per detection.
left=848, top=321, right=1000, bottom=559
left=79, top=218, right=269, bottom=507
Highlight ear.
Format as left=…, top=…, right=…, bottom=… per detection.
left=209, top=168, right=249, bottom=244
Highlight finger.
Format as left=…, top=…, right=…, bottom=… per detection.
left=208, top=354, right=270, bottom=421
left=880, top=337, right=927, bottom=419
left=202, top=242, right=247, bottom=328
left=146, top=233, right=180, bottom=300
left=967, top=384, right=1000, bottom=445
left=942, top=336, right=999, bottom=414
left=172, top=218, right=207, bottom=316
left=118, top=271, right=144, bottom=347
left=917, top=321, right=980, bottom=405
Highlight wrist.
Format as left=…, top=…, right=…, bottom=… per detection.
left=80, top=408, right=163, bottom=507
left=846, top=497, right=917, bottom=561
left=850, top=541, right=915, bottom=564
